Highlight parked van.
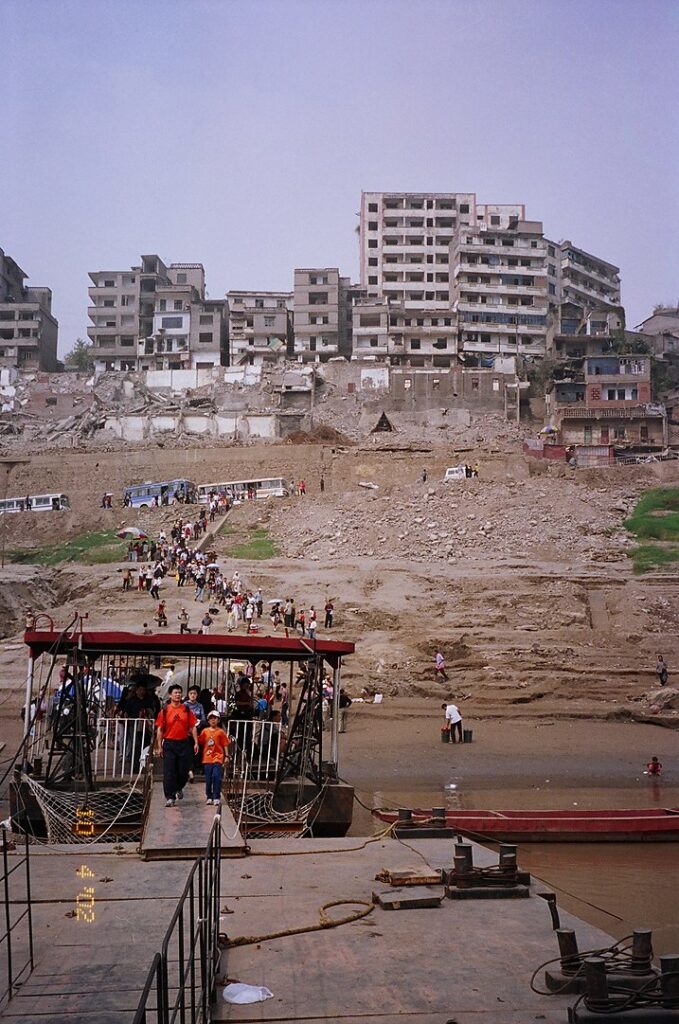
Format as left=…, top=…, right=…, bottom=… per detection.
left=443, top=465, right=466, bottom=482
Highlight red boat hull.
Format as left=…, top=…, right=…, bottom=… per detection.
left=374, top=807, right=679, bottom=842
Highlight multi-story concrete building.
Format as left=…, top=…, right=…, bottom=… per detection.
left=359, top=191, right=524, bottom=309
left=291, top=269, right=364, bottom=362
left=558, top=242, right=620, bottom=309
left=292, top=268, right=343, bottom=362
left=88, top=256, right=225, bottom=371
left=227, top=291, right=292, bottom=365
left=0, top=247, right=58, bottom=371
left=635, top=307, right=679, bottom=357
left=452, top=219, right=553, bottom=361
left=351, top=299, right=458, bottom=366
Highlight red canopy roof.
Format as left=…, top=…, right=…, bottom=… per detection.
left=24, top=629, right=354, bottom=667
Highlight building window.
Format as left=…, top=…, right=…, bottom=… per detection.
left=410, top=339, right=421, bottom=350
left=120, top=337, right=134, bottom=347
left=176, top=273, right=187, bottom=284
left=368, top=276, right=378, bottom=285
left=199, top=332, right=214, bottom=343
left=199, top=314, right=213, bottom=325
left=255, top=299, right=264, bottom=308
left=277, top=300, right=286, bottom=309
left=368, top=203, right=378, bottom=212
left=264, top=316, right=276, bottom=327
left=369, top=258, right=378, bottom=266
left=159, top=300, right=167, bottom=311
left=161, top=316, right=183, bottom=328
left=491, top=215, right=500, bottom=225
left=460, top=204, right=470, bottom=213
left=174, top=300, right=183, bottom=310
left=368, top=221, right=378, bottom=230
left=103, top=279, right=115, bottom=287
left=368, top=240, right=378, bottom=248
left=471, top=378, right=479, bottom=391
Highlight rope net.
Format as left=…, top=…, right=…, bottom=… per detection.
left=23, top=774, right=145, bottom=844
left=228, top=787, right=318, bottom=839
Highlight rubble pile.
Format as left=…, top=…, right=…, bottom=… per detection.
left=268, top=477, right=642, bottom=566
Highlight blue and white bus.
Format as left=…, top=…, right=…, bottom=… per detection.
left=122, top=479, right=196, bottom=509
left=0, top=493, right=70, bottom=513
left=196, top=477, right=290, bottom=505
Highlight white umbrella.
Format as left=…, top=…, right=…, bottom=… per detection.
left=267, top=599, right=284, bottom=604
left=207, top=562, right=220, bottom=569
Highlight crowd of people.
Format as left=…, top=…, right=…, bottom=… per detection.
left=117, top=519, right=337, bottom=639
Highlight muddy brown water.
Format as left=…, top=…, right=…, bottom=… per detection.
left=349, top=780, right=679, bottom=957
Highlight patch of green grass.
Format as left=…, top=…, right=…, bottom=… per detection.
left=624, top=488, right=679, bottom=541
left=630, top=544, right=679, bottom=575
left=226, top=528, right=278, bottom=560
left=8, top=531, right=126, bottom=566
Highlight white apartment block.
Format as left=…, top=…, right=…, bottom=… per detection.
left=359, top=191, right=525, bottom=309
left=352, top=299, right=458, bottom=366
left=227, top=291, right=292, bottom=365
left=0, top=247, right=58, bottom=371
left=88, top=256, right=225, bottom=372
left=559, top=242, right=621, bottom=309
left=452, top=219, right=555, bottom=360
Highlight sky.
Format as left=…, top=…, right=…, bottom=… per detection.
left=2, top=0, right=678, bottom=355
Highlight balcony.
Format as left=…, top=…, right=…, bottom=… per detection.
left=560, top=404, right=665, bottom=420
left=561, top=257, right=619, bottom=288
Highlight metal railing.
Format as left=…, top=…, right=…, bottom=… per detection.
left=93, top=718, right=154, bottom=781
left=0, top=828, right=34, bottom=1012
left=133, top=815, right=221, bottom=1024
left=227, top=719, right=281, bottom=781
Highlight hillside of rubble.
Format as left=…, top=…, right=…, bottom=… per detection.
left=1, top=444, right=678, bottom=733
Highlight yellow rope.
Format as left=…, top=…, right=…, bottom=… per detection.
left=224, top=898, right=375, bottom=948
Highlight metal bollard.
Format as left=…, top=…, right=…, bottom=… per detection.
left=660, top=955, right=679, bottom=1009
left=583, top=958, right=609, bottom=1011
left=432, top=806, right=446, bottom=821
left=498, top=845, right=517, bottom=872
left=556, top=929, right=581, bottom=976
left=631, top=929, right=653, bottom=974
left=454, top=843, right=474, bottom=874
left=398, top=808, right=413, bottom=823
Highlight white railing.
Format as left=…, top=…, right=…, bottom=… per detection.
left=93, top=718, right=154, bottom=781
left=227, top=720, right=281, bottom=781
left=28, top=715, right=281, bottom=784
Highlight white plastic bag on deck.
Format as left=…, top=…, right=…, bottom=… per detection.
left=223, top=982, right=274, bottom=1004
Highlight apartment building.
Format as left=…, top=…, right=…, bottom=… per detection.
left=291, top=269, right=364, bottom=362
left=227, top=291, right=292, bottom=365
left=559, top=242, right=620, bottom=309
left=0, top=247, right=58, bottom=371
left=88, top=256, right=225, bottom=371
left=359, top=191, right=524, bottom=308
left=350, top=299, right=458, bottom=366
left=452, top=219, right=554, bottom=361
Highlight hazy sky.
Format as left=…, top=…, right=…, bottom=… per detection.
left=2, top=0, right=678, bottom=354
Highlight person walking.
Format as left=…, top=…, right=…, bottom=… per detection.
left=155, top=685, right=199, bottom=807
left=198, top=710, right=231, bottom=804
left=656, top=654, right=669, bottom=687
left=324, top=599, right=334, bottom=629
left=178, top=607, right=190, bottom=634
left=435, top=650, right=449, bottom=682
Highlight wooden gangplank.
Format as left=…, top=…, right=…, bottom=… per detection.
left=141, top=777, right=246, bottom=859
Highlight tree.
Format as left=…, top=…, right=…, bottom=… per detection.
left=64, top=338, right=94, bottom=372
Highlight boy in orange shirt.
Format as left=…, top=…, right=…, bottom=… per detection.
left=198, top=710, right=231, bottom=805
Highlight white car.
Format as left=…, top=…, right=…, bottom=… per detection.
left=443, top=465, right=466, bottom=481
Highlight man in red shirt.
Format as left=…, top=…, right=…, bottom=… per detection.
left=155, top=684, right=200, bottom=807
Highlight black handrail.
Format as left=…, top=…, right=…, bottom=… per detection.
left=133, top=815, right=221, bottom=1024
left=0, top=827, right=34, bottom=1011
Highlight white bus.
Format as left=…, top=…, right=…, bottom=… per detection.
left=196, top=477, right=290, bottom=505
left=0, top=493, right=71, bottom=513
